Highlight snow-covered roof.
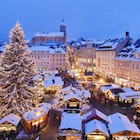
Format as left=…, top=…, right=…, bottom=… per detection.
left=119, top=91, right=140, bottom=100
left=100, top=85, right=113, bottom=93
left=134, top=85, right=140, bottom=90
left=122, top=87, right=134, bottom=92
left=82, top=108, right=110, bottom=123
left=33, top=74, right=43, bottom=81
left=108, top=112, right=140, bottom=134
left=33, top=32, right=64, bottom=37
left=0, top=113, right=21, bottom=126
left=59, top=111, right=82, bottom=130
left=96, top=38, right=123, bottom=51
left=23, top=103, right=51, bottom=121
left=63, top=85, right=77, bottom=92
left=29, top=45, right=66, bottom=54
left=63, top=93, right=83, bottom=102
left=83, top=90, right=91, bottom=98
left=115, top=39, right=140, bottom=60
left=44, top=76, right=64, bottom=87
left=85, top=119, right=109, bottom=136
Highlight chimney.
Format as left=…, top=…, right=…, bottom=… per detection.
left=52, top=79, right=55, bottom=84
left=126, top=31, right=129, bottom=37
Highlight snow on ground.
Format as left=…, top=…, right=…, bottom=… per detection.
left=16, top=130, right=29, bottom=139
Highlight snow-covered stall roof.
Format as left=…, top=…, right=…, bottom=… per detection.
left=59, top=111, right=82, bottom=130
left=23, top=103, right=51, bottom=121
left=134, top=85, right=140, bottom=90
left=82, top=108, right=110, bottom=123
left=85, top=119, right=109, bottom=136
left=122, top=87, right=134, bottom=92
left=75, top=90, right=91, bottom=99
left=33, top=74, right=43, bottom=81
left=0, top=113, right=21, bottom=126
left=63, top=93, right=83, bottom=102
left=108, top=112, right=140, bottom=134
left=83, top=90, right=91, bottom=98
left=63, top=85, right=77, bottom=92
left=119, top=91, right=140, bottom=100
left=100, top=85, right=113, bottom=93
left=62, top=85, right=89, bottom=98
left=44, top=76, right=64, bottom=87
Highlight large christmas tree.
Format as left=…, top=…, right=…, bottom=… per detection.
left=0, top=22, right=40, bottom=119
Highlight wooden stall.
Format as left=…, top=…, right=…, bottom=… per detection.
left=0, top=113, right=21, bottom=137
left=22, top=103, right=51, bottom=134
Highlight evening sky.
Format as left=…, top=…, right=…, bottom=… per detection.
left=0, top=0, right=140, bottom=42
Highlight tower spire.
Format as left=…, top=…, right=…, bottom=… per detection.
left=60, top=17, right=66, bottom=42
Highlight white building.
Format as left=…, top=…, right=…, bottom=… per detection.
left=95, top=34, right=130, bottom=79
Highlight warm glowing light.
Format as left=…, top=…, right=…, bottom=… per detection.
left=35, top=110, right=42, bottom=116
left=99, top=78, right=104, bottom=84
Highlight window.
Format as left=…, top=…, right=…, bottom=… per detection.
left=136, top=64, right=139, bottom=69
left=132, top=63, right=135, bottom=69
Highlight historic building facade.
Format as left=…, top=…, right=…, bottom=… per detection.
left=115, top=39, right=140, bottom=85
left=95, top=34, right=130, bottom=79
left=31, top=19, right=66, bottom=45
left=29, top=44, right=66, bottom=71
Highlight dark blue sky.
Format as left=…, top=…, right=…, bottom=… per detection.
left=0, top=0, right=140, bottom=42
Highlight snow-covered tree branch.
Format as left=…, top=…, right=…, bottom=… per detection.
left=0, top=22, right=40, bottom=119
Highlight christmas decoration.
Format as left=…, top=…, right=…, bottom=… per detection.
left=0, top=22, right=40, bottom=119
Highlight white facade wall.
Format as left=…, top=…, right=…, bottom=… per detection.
left=96, top=50, right=115, bottom=78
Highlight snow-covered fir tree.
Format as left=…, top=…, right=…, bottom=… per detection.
left=52, top=85, right=90, bottom=109
left=0, top=22, right=40, bottom=119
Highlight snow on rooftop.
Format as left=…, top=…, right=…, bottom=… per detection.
left=33, top=74, right=42, bottom=81
left=23, top=103, right=51, bottom=121
left=59, top=112, right=82, bottom=130
left=44, top=76, right=64, bottom=87
left=63, top=93, right=83, bottom=102
left=63, top=85, right=77, bottom=92
left=34, top=32, right=64, bottom=37
left=116, top=43, right=139, bottom=60
left=82, top=108, right=110, bottom=123
left=85, top=119, right=109, bottom=136
left=83, top=90, right=91, bottom=98
left=108, top=112, right=140, bottom=134
left=0, top=113, right=21, bottom=126
left=100, top=85, right=113, bottom=93
left=62, top=85, right=91, bottom=100
left=29, top=45, right=66, bottom=54
left=97, top=40, right=120, bottom=51
left=122, top=87, right=134, bottom=92
left=119, top=91, right=140, bottom=100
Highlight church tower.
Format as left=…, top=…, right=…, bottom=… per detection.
left=60, top=19, right=66, bottom=43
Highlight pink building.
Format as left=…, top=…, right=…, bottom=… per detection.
left=29, top=44, right=66, bottom=71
